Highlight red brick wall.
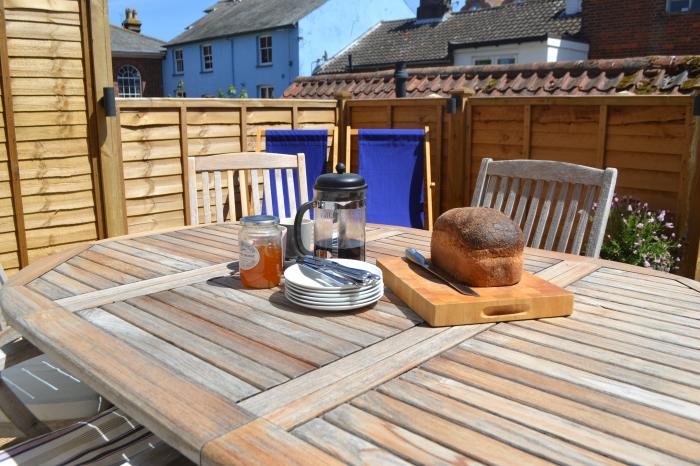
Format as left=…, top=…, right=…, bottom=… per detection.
left=582, top=0, right=700, bottom=58
left=112, top=56, right=164, bottom=97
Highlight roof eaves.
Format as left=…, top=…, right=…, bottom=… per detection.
left=448, top=34, right=549, bottom=51
left=166, top=23, right=296, bottom=47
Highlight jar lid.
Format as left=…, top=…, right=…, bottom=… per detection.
left=240, top=215, right=279, bottom=226
left=314, top=164, right=367, bottom=193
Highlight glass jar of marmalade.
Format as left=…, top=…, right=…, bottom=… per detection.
left=239, top=215, right=284, bottom=289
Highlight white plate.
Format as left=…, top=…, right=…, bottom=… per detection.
left=284, top=259, right=383, bottom=292
left=285, top=292, right=382, bottom=311
left=284, top=279, right=380, bottom=295
left=285, top=286, right=383, bottom=305
left=285, top=281, right=383, bottom=300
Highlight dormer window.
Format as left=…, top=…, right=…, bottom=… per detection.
left=668, top=0, right=700, bottom=12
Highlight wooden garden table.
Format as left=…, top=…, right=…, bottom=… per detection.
left=2, top=223, right=700, bottom=465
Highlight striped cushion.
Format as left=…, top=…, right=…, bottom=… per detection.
left=0, top=408, right=191, bottom=466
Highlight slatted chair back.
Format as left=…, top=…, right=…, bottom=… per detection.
left=346, top=126, right=434, bottom=230
left=187, top=152, right=308, bottom=224
left=471, top=158, right=617, bottom=258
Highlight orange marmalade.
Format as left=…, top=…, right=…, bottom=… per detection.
left=239, top=216, right=283, bottom=289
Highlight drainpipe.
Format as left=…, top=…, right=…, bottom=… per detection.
left=394, top=62, right=408, bottom=98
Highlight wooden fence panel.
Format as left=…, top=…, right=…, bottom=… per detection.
left=117, top=99, right=337, bottom=233
left=0, top=0, right=107, bottom=276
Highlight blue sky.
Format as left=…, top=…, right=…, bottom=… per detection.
left=108, top=0, right=462, bottom=42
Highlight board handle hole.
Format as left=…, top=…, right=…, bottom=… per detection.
left=482, top=304, right=529, bottom=317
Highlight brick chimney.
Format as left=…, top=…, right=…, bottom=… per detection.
left=417, top=0, right=451, bottom=20
left=122, top=8, right=142, bottom=33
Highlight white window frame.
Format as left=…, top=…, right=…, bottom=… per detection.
left=473, top=55, right=517, bottom=66
left=668, top=0, right=699, bottom=11
left=201, top=44, right=214, bottom=72
left=258, top=85, right=274, bottom=99
left=174, top=48, right=184, bottom=74
left=117, top=64, right=142, bottom=98
left=258, top=35, right=272, bottom=65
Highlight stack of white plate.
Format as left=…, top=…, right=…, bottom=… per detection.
left=284, top=259, right=384, bottom=311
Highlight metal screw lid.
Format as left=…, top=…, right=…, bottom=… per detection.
left=240, top=215, right=279, bottom=226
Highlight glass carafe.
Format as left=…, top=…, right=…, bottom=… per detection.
left=294, top=164, right=367, bottom=261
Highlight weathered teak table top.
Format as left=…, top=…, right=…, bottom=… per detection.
left=2, top=223, right=700, bottom=465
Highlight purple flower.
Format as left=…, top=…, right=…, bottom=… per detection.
left=665, top=223, right=674, bottom=229
left=644, top=260, right=651, bottom=267
left=636, top=223, right=644, bottom=229
left=614, top=196, right=619, bottom=203
left=657, top=210, right=666, bottom=222
left=627, top=204, right=633, bottom=212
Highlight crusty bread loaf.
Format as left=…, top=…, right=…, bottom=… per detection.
left=430, top=207, right=524, bottom=287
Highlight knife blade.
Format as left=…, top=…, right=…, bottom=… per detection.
left=404, top=248, right=480, bottom=297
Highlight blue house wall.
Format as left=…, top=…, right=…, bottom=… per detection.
left=163, top=0, right=413, bottom=98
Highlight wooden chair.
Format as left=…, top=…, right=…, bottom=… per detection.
left=346, top=126, right=434, bottom=230
left=471, top=158, right=618, bottom=257
left=255, top=126, right=339, bottom=169
left=187, top=152, right=309, bottom=223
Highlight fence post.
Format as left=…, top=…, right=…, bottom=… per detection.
left=335, top=91, right=351, bottom=169
left=687, top=94, right=700, bottom=280
left=448, top=88, right=474, bottom=207
left=87, top=0, right=127, bottom=237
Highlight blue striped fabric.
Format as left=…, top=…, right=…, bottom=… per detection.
left=0, top=408, right=190, bottom=466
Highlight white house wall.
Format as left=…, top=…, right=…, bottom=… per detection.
left=453, top=38, right=588, bottom=66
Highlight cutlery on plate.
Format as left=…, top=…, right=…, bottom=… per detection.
left=297, top=262, right=359, bottom=287
left=404, top=248, right=480, bottom=297
left=296, top=256, right=380, bottom=287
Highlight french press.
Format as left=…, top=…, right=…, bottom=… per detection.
left=294, top=164, right=367, bottom=261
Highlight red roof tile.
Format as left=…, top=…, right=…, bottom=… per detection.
left=284, top=56, right=700, bottom=99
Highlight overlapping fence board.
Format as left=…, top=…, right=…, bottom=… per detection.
left=117, top=99, right=337, bottom=233
left=0, top=0, right=103, bottom=276
left=341, top=95, right=697, bottom=276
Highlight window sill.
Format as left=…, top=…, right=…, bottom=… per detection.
left=200, top=70, right=214, bottom=74
left=172, top=73, right=185, bottom=77
left=257, top=63, right=273, bottom=68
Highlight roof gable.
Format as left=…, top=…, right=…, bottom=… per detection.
left=110, top=25, right=165, bottom=56
left=317, top=0, right=581, bottom=74
left=167, top=0, right=328, bottom=46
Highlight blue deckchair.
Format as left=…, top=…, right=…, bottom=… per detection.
left=354, top=128, right=433, bottom=230
left=258, top=129, right=335, bottom=218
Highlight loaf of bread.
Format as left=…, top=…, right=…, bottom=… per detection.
left=431, top=207, right=524, bottom=287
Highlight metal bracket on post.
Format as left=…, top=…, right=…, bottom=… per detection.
left=102, top=87, right=117, bottom=117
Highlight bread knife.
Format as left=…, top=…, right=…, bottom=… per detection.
left=404, top=248, right=480, bottom=297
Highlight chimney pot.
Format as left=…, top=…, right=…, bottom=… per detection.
left=565, top=0, right=581, bottom=15
left=417, top=0, right=451, bottom=20
left=122, top=8, right=142, bottom=34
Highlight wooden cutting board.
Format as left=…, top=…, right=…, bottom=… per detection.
left=377, top=257, right=573, bottom=327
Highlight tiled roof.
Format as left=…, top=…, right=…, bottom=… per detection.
left=317, top=0, right=580, bottom=74
left=284, top=56, right=700, bottom=99
left=110, top=26, right=165, bottom=57
left=167, top=0, right=327, bottom=46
